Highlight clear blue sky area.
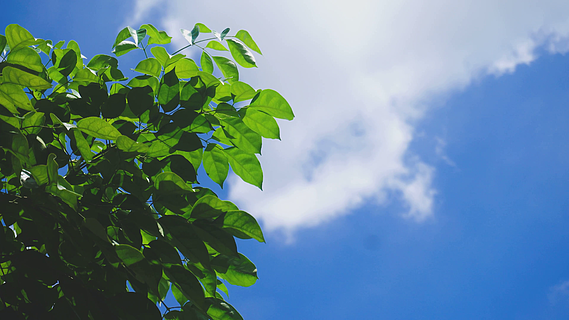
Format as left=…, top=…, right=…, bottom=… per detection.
left=4, top=1, right=569, bottom=319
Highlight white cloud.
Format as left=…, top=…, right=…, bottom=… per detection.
left=127, top=0, right=569, bottom=235
left=549, top=280, right=569, bottom=305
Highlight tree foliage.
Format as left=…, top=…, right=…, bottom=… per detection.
left=0, top=23, right=293, bottom=319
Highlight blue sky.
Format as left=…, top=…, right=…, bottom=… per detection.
left=5, top=0, right=569, bottom=319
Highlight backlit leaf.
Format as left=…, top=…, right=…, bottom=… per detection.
left=135, top=58, right=162, bottom=78
left=213, top=56, right=239, bottom=83
left=2, top=66, right=51, bottom=90
left=206, top=41, right=228, bottom=51
left=5, top=24, right=37, bottom=51
left=249, top=89, right=294, bottom=120
left=77, top=117, right=121, bottom=140
left=7, top=47, right=44, bottom=72
left=0, top=83, right=33, bottom=112
left=239, top=107, right=280, bottom=139
left=201, top=51, right=214, bottom=74
left=141, top=24, right=172, bottom=45
left=220, top=117, right=261, bottom=154
left=235, top=30, right=262, bottom=54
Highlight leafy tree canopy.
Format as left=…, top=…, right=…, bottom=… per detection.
left=0, top=23, right=293, bottom=319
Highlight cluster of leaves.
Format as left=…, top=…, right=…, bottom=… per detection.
left=0, top=23, right=293, bottom=320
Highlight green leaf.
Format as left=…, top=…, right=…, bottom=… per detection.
left=21, top=111, right=45, bottom=135
left=135, top=58, right=162, bottom=78
left=193, top=220, right=238, bottom=257
left=226, top=39, right=256, bottom=68
left=201, top=51, right=214, bottom=74
left=147, top=240, right=182, bottom=266
left=0, top=83, right=34, bottom=112
left=213, top=56, right=239, bottom=83
left=220, top=117, right=261, bottom=154
left=140, top=24, right=172, bottom=45
left=5, top=24, right=37, bottom=51
left=206, top=41, right=228, bottom=51
left=235, top=30, right=262, bottom=54
left=113, top=41, right=139, bottom=56
left=220, top=28, right=230, bottom=41
left=159, top=216, right=210, bottom=267
left=249, top=89, right=294, bottom=120
left=203, top=144, right=229, bottom=187
left=166, top=265, right=206, bottom=311
left=46, top=153, right=58, bottom=184
left=191, top=25, right=200, bottom=43
left=222, top=210, right=264, bottom=242
left=187, top=195, right=231, bottom=220
left=207, top=298, right=243, bottom=320
left=113, top=26, right=138, bottom=48
left=211, top=253, right=258, bottom=287
left=151, top=46, right=170, bottom=67
left=29, top=165, right=49, bottom=186
left=175, top=58, right=199, bottom=78
left=115, top=244, right=145, bottom=266
left=223, top=147, right=263, bottom=189
left=195, top=23, right=212, bottom=33
left=0, top=35, right=6, bottom=53
left=154, top=172, right=194, bottom=194
left=7, top=47, right=44, bottom=72
left=128, top=75, right=159, bottom=94
left=70, top=128, right=93, bottom=161
left=77, top=117, right=121, bottom=140
left=54, top=48, right=78, bottom=77
left=73, top=68, right=99, bottom=85
left=87, top=54, right=118, bottom=71
left=2, top=66, right=51, bottom=90
left=158, top=69, right=180, bottom=112
left=230, top=81, right=256, bottom=103
left=117, top=135, right=149, bottom=153
left=239, top=108, right=280, bottom=139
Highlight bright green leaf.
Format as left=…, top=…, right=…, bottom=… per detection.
left=220, top=117, right=261, bottom=154
left=201, top=51, right=214, bottom=74
left=135, top=58, right=162, bottom=78
left=151, top=46, right=170, bottom=67
left=203, top=144, right=229, bottom=187
left=223, top=147, right=263, bottom=189
left=2, top=66, right=51, bottom=90
left=235, top=30, right=262, bottom=55
left=239, top=108, right=280, bottom=139
left=0, top=83, right=34, bottom=112
left=140, top=24, right=172, bottom=45
left=7, top=47, right=44, bottom=72
left=206, top=41, right=228, bottom=51
left=21, top=111, right=45, bottom=135
left=213, top=56, right=239, bottom=83
left=117, top=135, right=149, bottom=153
left=249, top=89, right=294, bottom=120
left=70, top=128, right=93, bottom=161
left=175, top=58, right=199, bottom=78
left=231, top=81, right=256, bottom=103
left=5, top=24, right=37, bottom=51
left=195, top=23, right=212, bottom=33
left=77, top=117, right=121, bottom=140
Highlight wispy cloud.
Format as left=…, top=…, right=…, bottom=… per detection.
left=127, top=0, right=569, bottom=237
left=549, top=280, right=569, bottom=305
